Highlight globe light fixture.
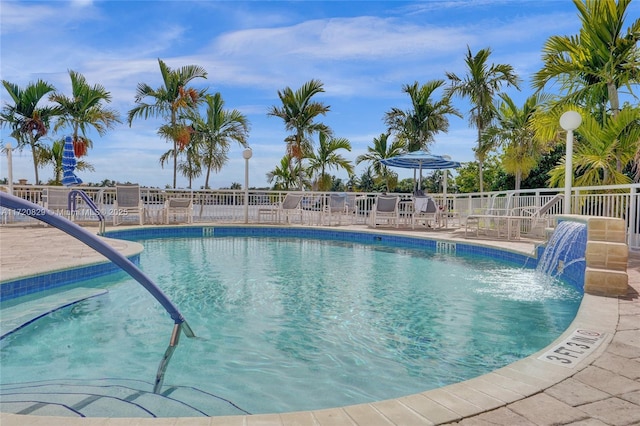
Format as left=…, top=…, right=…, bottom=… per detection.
left=559, top=111, right=582, bottom=214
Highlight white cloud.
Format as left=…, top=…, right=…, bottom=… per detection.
left=215, top=16, right=469, bottom=61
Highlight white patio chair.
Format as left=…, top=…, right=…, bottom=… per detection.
left=113, top=184, right=145, bottom=226
left=370, top=195, right=400, bottom=228
left=511, top=193, right=564, bottom=237
left=412, top=196, right=440, bottom=229
left=258, top=193, right=304, bottom=224
left=164, top=198, right=193, bottom=224
left=43, top=187, right=73, bottom=219
left=322, top=193, right=347, bottom=226
left=345, top=193, right=360, bottom=224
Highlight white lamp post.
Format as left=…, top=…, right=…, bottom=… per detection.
left=242, top=147, right=252, bottom=224
left=559, top=111, right=582, bottom=214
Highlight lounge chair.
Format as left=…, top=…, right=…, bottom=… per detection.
left=345, top=193, right=361, bottom=224
left=412, top=196, right=439, bottom=229
left=258, top=193, right=303, bottom=224
left=113, top=184, right=145, bottom=226
left=511, top=193, right=564, bottom=237
left=322, top=193, right=347, bottom=225
left=43, top=187, right=74, bottom=219
left=164, top=198, right=193, bottom=224
left=300, top=194, right=324, bottom=225
left=465, top=193, right=564, bottom=240
left=370, top=195, right=400, bottom=228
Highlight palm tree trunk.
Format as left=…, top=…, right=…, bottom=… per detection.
left=607, top=81, right=624, bottom=173
left=28, top=136, right=39, bottom=185
left=296, top=157, right=304, bottom=191
left=477, top=127, right=484, bottom=193
left=173, top=139, right=178, bottom=188
left=204, top=166, right=211, bottom=190
left=31, top=145, right=39, bottom=185
left=608, top=81, right=620, bottom=118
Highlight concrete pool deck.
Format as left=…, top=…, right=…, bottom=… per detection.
left=0, top=223, right=638, bottom=425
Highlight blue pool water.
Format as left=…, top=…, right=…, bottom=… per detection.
left=0, top=236, right=582, bottom=415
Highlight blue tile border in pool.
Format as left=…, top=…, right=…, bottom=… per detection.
left=106, top=225, right=538, bottom=269
left=0, top=254, right=140, bottom=302
left=4, top=225, right=579, bottom=304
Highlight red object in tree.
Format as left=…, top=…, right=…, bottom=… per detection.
left=73, top=139, right=88, bottom=157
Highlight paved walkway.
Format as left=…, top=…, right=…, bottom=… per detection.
left=0, top=224, right=638, bottom=425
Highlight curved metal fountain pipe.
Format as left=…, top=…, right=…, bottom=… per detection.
left=0, top=191, right=194, bottom=338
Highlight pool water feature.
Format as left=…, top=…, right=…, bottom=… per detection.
left=537, top=220, right=587, bottom=285
left=0, top=235, right=582, bottom=417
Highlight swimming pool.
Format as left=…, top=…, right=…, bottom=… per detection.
left=0, top=227, right=582, bottom=417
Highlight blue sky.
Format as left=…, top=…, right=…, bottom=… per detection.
left=2, top=0, right=637, bottom=189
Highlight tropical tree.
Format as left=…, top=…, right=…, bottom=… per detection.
left=454, top=155, right=509, bottom=193
left=128, top=58, right=207, bottom=188
left=357, top=167, right=377, bottom=192
left=39, top=138, right=95, bottom=185
left=305, top=132, right=353, bottom=191
left=267, top=79, right=331, bottom=190
left=0, top=79, right=57, bottom=184
left=345, top=174, right=361, bottom=192
left=446, top=46, right=521, bottom=192
left=266, top=155, right=307, bottom=190
left=483, top=93, right=549, bottom=190
left=533, top=0, right=639, bottom=117
left=50, top=70, right=120, bottom=159
left=635, top=148, right=640, bottom=182
left=160, top=141, right=202, bottom=189
left=186, top=93, right=249, bottom=189
left=355, top=132, right=405, bottom=192
left=385, top=80, right=461, bottom=152
left=548, top=106, right=640, bottom=187
left=533, top=0, right=639, bottom=173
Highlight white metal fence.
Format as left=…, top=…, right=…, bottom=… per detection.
left=2, top=183, right=639, bottom=250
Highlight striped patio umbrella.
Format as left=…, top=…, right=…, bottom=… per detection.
left=61, top=136, right=83, bottom=186
left=380, top=151, right=460, bottom=194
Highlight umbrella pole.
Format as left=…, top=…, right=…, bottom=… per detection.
left=443, top=170, right=448, bottom=209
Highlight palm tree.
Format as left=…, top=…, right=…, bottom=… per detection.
left=385, top=80, right=461, bottom=152
left=635, top=147, right=640, bottom=183
left=187, top=93, right=249, bottom=189
left=533, top=0, right=639, bottom=174
left=483, top=93, right=549, bottom=190
left=160, top=141, right=202, bottom=189
left=266, top=155, right=306, bottom=190
left=548, top=106, right=640, bottom=187
left=533, top=0, right=639, bottom=118
left=305, top=133, right=354, bottom=191
left=0, top=79, right=57, bottom=184
left=267, top=79, right=331, bottom=190
left=355, top=132, right=405, bottom=192
left=128, top=58, right=207, bottom=188
left=446, top=46, right=521, bottom=192
left=50, top=70, right=120, bottom=159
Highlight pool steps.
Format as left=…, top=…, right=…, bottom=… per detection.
left=0, top=192, right=196, bottom=395
left=0, top=288, right=108, bottom=339
left=0, top=379, right=248, bottom=417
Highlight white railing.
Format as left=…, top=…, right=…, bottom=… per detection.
left=2, top=183, right=638, bottom=250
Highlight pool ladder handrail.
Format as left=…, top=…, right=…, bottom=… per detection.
left=154, top=323, right=183, bottom=393
left=0, top=191, right=195, bottom=395
left=68, top=189, right=106, bottom=235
